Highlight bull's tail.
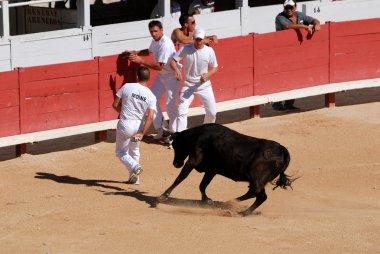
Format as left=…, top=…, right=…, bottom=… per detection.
left=272, top=147, right=297, bottom=190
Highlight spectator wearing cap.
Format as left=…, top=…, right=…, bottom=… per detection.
left=170, top=29, right=219, bottom=131
left=188, top=0, right=215, bottom=15
left=273, top=0, right=321, bottom=111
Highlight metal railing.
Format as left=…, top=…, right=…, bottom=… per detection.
left=8, top=0, right=64, bottom=8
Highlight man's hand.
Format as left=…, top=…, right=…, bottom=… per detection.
left=313, top=24, right=321, bottom=32
left=200, top=73, right=210, bottom=83
left=174, top=69, right=182, bottom=81
left=132, top=133, right=143, bottom=142
left=305, top=25, right=314, bottom=34
left=128, top=53, right=144, bottom=64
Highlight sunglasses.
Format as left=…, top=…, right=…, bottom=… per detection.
left=284, top=5, right=294, bottom=10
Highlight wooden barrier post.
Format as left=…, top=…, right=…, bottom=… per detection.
left=325, top=93, right=336, bottom=108
left=16, top=144, right=27, bottom=157
left=249, top=105, right=260, bottom=118
left=95, top=130, right=107, bottom=142
left=252, top=33, right=260, bottom=118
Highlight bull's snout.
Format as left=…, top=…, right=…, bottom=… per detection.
left=173, top=161, right=184, bottom=168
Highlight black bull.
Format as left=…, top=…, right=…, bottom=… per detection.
left=157, top=123, right=295, bottom=216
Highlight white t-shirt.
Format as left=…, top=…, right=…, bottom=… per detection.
left=173, top=44, right=218, bottom=83
left=188, top=0, right=215, bottom=15
left=149, top=34, right=177, bottom=75
left=116, top=82, right=157, bottom=122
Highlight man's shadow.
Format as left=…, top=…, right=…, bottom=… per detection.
left=34, top=172, right=238, bottom=212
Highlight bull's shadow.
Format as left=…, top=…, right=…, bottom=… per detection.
left=34, top=172, right=249, bottom=214
left=105, top=190, right=242, bottom=212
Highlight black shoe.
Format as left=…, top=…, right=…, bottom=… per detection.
left=283, top=104, right=300, bottom=111
left=272, top=102, right=285, bottom=111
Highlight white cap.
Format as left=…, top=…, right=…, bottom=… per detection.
left=194, top=29, right=205, bottom=39
left=283, top=0, right=296, bottom=6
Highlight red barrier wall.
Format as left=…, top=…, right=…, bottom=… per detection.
left=212, top=35, right=254, bottom=101
left=330, top=18, right=380, bottom=83
left=18, top=60, right=99, bottom=133
left=253, top=24, right=330, bottom=95
left=1, top=18, right=380, bottom=140
left=0, top=70, right=20, bottom=137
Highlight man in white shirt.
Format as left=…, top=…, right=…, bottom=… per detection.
left=125, top=20, right=181, bottom=140
left=112, top=67, right=157, bottom=184
left=188, top=0, right=215, bottom=15
left=170, top=29, right=218, bottom=132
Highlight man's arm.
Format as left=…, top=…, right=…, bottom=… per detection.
left=129, top=53, right=165, bottom=71
left=170, top=58, right=182, bottom=81
left=112, top=96, right=121, bottom=113
left=311, top=18, right=321, bottom=32
left=200, top=66, right=218, bottom=83
left=172, top=28, right=194, bottom=44
left=132, top=108, right=155, bottom=140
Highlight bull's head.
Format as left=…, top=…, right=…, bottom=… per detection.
left=170, top=132, right=189, bottom=168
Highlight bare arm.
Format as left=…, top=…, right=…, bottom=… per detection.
left=170, top=58, right=182, bottom=81
left=172, top=28, right=194, bottom=45
left=128, top=52, right=164, bottom=71
left=112, top=97, right=122, bottom=113
left=201, top=66, right=218, bottom=83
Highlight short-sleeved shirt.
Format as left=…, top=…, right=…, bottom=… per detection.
left=188, top=0, right=215, bottom=15
left=116, top=83, right=157, bottom=123
left=148, top=34, right=177, bottom=75
left=275, top=11, right=314, bottom=31
left=173, top=44, right=218, bottom=83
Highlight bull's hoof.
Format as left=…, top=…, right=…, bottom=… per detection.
left=157, top=194, right=169, bottom=203
left=238, top=209, right=252, bottom=217
left=201, top=197, right=213, bottom=205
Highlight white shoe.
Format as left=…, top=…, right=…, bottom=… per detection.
left=127, top=165, right=142, bottom=184
left=153, top=128, right=164, bottom=140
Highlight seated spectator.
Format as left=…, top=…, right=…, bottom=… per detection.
left=171, top=14, right=218, bottom=48
left=272, top=0, right=321, bottom=111
left=188, top=0, right=215, bottom=15
left=151, top=0, right=181, bottom=19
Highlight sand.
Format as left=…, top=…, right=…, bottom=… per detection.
left=1, top=88, right=379, bottom=254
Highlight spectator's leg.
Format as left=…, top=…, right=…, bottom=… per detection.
left=151, top=75, right=165, bottom=130
left=177, top=85, right=195, bottom=132
left=165, top=77, right=180, bottom=132
left=197, top=84, right=217, bottom=124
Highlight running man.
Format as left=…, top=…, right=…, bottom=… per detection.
left=112, top=67, right=157, bottom=184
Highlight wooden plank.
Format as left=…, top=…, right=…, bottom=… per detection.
left=0, top=120, right=118, bottom=147
left=24, top=74, right=98, bottom=97
left=20, top=59, right=98, bottom=83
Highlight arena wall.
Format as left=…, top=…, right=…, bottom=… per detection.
left=1, top=18, right=380, bottom=143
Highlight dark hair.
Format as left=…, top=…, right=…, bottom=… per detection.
left=148, top=20, right=163, bottom=30
left=137, top=66, right=150, bottom=82
left=179, top=13, right=193, bottom=27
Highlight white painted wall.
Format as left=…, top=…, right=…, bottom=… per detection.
left=1, top=0, right=380, bottom=72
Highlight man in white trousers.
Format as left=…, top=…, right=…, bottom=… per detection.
left=112, top=67, right=157, bottom=184
left=170, top=28, right=218, bottom=132
left=125, top=20, right=181, bottom=140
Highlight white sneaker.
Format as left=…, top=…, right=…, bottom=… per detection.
left=127, top=165, right=142, bottom=184
left=153, top=128, right=164, bottom=140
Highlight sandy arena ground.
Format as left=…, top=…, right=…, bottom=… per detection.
left=1, top=88, right=379, bottom=254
